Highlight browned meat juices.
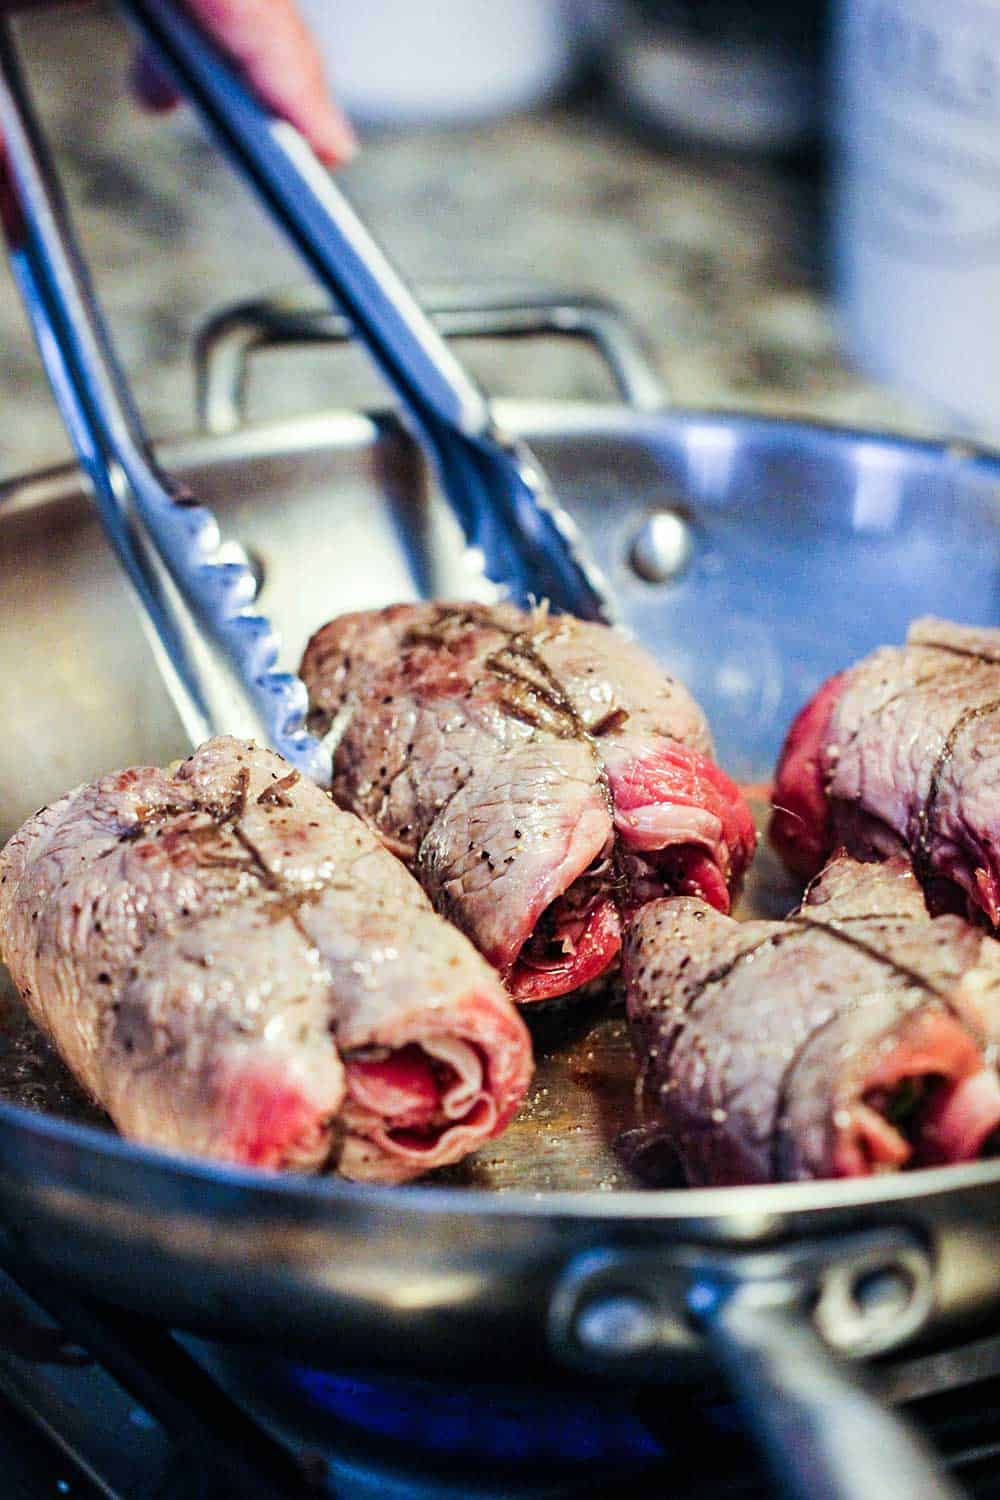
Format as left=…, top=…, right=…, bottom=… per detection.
left=0, top=738, right=532, bottom=1182
left=301, top=602, right=755, bottom=1004
left=624, top=853, right=1000, bottom=1185
left=771, top=618, right=1000, bottom=924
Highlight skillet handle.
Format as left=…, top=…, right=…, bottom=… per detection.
left=691, top=1278, right=964, bottom=1500
left=193, top=288, right=668, bottom=435
left=550, top=1238, right=963, bottom=1500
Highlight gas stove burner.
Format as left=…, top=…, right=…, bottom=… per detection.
left=288, top=1365, right=666, bottom=1466
left=202, top=1348, right=768, bottom=1499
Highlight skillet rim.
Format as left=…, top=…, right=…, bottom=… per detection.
left=5, top=397, right=1000, bottom=510
left=3, top=1091, right=1000, bottom=1223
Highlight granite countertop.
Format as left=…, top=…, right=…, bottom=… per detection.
left=0, top=3, right=942, bottom=484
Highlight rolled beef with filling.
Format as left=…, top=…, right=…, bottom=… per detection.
left=0, top=737, right=532, bottom=1183
left=624, top=852, right=1000, bottom=1185
left=771, top=618, right=1000, bottom=923
left=300, top=602, right=755, bottom=1004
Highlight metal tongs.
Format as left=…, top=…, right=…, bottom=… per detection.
left=0, top=1, right=613, bottom=785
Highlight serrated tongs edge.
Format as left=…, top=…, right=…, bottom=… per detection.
left=0, top=20, right=329, bottom=783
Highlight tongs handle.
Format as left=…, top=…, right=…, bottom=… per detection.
left=118, top=0, right=613, bottom=623
left=0, top=21, right=328, bottom=781
left=120, top=0, right=491, bottom=442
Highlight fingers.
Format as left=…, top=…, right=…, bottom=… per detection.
left=0, top=2, right=357, bottom=167
left=134, top=0, right=356, bottom=166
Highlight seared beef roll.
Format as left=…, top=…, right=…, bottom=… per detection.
left=0, top=738, right=532, bottom=1183
left=771, top=619, right=1000, bottom=923
left=624, top=853, right=1000, bottom=1184
left=301, top=602, right=755, bottom=1003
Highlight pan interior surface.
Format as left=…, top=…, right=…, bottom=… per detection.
left=1, top=403, right=1000, bottom=1216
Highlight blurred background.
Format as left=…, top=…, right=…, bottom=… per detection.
left=0, top=0, right=976, bottom=481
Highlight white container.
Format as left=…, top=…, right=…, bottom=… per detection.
left=612, top=15, right=819, bottom=153
left=296, top=0, right=583, bottom=126
left=833, top=0, right=1000, bottom=435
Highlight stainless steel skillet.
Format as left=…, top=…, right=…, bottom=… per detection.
left=1, top=8, right=1000, bottom=1498
left=4, top=371, right=1000, bottom=1500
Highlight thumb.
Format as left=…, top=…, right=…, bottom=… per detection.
left=129, top=0, right=356, bottom=168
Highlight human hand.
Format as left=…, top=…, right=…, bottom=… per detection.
left=4, top=0, right=356, bottom=166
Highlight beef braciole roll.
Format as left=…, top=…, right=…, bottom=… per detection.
left=0, top=737, right=532, bottom=1183
left=300, top=602, right=755, bottom=1004
left=771, top=618, right=1000, bottom=923
left=623, top=853, right=1000, bottom=1185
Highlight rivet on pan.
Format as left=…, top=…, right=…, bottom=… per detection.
left=815, top=1247, right=932, bottom=1358
left=850, top=1263, right=915, bottom=1321
left=575, top=1294, right=658, bottom=1355
left=629, top=510, right=694, bottom=584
